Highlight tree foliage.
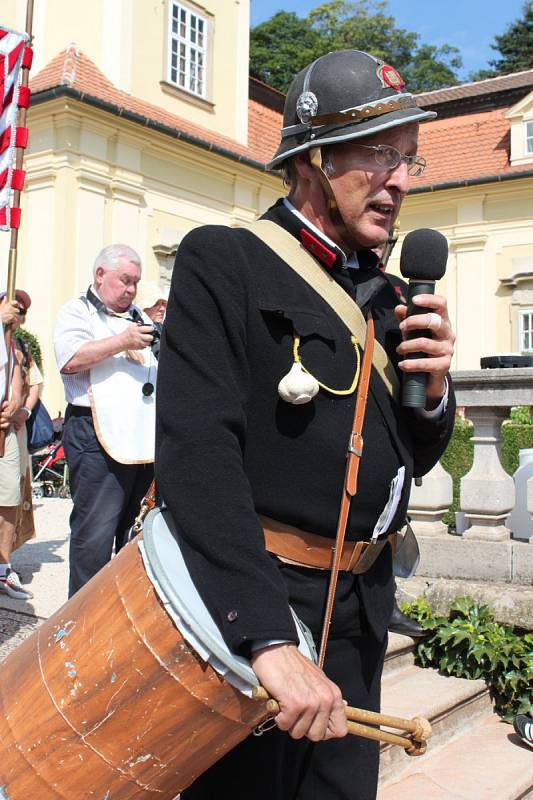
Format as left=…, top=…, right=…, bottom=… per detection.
left=471, top=1, right=533, bottom=80
left=250, top=0, right=462, bottom=93
left=490, top=1, right=533, bottom=74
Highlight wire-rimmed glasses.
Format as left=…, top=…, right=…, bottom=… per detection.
left=353, top=144, right=426, bottom=176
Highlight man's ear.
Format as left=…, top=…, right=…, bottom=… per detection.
left=293, top=152, right=315, bottom=180
left=94, top=266, right=105, bottom=283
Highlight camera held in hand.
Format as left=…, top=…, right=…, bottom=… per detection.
left=147, top=324, right=161, bottom=360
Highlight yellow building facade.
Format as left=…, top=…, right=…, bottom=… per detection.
left=1, top=1, right=282, bottom=413
left=1, top=2, right=533, bottom=414
left=387, top=77, right=533, bottom=371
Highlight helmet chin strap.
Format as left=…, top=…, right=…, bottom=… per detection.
left=309, top=146, right=351, bottom=250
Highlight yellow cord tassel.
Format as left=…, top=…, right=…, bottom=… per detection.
left=293, top=334, right=361, bottom=396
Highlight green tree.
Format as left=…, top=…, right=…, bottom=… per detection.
left=471, top=1, right=533, bottom=79
left=490, top=1, right=533, bottom=74
left=250, top=0, right=462, bottom=93
left=249, top=11, right=323, bottom=90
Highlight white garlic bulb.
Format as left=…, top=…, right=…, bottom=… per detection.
left=278, top=362, right=319, bottom=405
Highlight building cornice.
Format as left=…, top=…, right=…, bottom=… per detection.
left=30, top=85, right=273, bottom=176
left=410, top=170, right=533, bottom=195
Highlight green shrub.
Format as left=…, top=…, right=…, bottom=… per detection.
left=402, top=596, right=533, bottom=720
left=501, top=417, right=533, bottom=476
left=441, top=417, right=473, bottom=527
left=14, top=328, right=43, bottom=371
left=509, top=406, right=533, bottom=425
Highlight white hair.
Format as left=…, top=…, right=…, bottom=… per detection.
left=93, top=244, right=141, bottom=278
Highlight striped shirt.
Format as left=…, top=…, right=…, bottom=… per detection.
left=53, top=289, right=148, bottom=407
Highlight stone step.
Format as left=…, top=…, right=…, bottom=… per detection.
left=397, top=574, right=533, bottom=631
left=379, top=665, right=491, bottom=784
left=383, top=632, right=416, bottom=676
left=378, top=713, right=533, bottom=799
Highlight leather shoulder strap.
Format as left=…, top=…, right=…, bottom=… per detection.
left=248, top=220, right=399, bottom=401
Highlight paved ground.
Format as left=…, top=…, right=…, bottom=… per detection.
left=0, top=497, right=71, bottom=660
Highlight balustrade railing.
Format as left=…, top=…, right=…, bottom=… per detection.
left=407, top=368, right=533, bottom=543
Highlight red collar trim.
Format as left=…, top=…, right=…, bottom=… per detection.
left=299, top=228, right=337, bottom=269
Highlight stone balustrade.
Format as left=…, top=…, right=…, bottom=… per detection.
left=405, top=369, right=533, bottom=588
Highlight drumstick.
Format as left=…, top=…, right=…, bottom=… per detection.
left=251, top=686, right=430, bottom=756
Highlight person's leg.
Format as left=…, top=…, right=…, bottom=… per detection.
left=0, top=506, right=17, bottom=566
left=295, top=632, right=388, bottom=800
left=181, top=720, right=311, bottom=800
left=115, top=463, right=154, bottom=552
left=63, top=413, right=138, bottom=596
left=0, top=429, right=31, bottom=598
left=0, top=428, right=21, bottom=563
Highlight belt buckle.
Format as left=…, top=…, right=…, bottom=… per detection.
left=347, top=432, right=363, bottom=457
left=350, top=538, right=385, bottom=575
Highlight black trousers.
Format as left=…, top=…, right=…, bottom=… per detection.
left=62, top=407, right=153, bottom=597
left=182, top=631, right=387, bottom=800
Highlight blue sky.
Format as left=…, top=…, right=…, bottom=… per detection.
left=249, top=0, right=527, bottom=81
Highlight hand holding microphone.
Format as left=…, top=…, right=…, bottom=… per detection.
left=396, top=228, right=455, bottom=409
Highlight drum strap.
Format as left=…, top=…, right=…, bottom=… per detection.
left=131, top=480, right=158, bottom=537
left=247, top=219, right=400, bottom=402
left=317, top=313, right=376, bottom=668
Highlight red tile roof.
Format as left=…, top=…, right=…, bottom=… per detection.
left=30, top=48, right=282, bottom=167
left=30, top=49, right=533, bottom=188
left=412, top=106, right=533, bottom=189
left=417, top=69, right=533, bottom=107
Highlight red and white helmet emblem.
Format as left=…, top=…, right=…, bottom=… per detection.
left=377, top=63, right=405, bottom=91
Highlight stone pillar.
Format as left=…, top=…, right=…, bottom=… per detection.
left=408, top=461, right=453, bottom=536
left=460, top=407, right=515, bottom=541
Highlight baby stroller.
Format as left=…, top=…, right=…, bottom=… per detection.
left=31, top=440, right=70, bottom=499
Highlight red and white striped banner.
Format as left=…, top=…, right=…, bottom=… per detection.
left=0, top=25, right=30, bottom=232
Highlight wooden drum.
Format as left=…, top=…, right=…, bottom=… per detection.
left=0, top=508, right=315, bottom=798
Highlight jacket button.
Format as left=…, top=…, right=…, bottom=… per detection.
left=227, top=610, right=239, bottom=622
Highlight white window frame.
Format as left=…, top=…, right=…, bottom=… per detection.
left=519, top=309, right=533, bottom=353
left=168, top=2, right=207, bottom=99
left=526, top=120, right=533, bottom=155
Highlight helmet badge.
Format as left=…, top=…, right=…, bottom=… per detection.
left=296, top=91, right=318, bottom=124
left=377, top=63, right=405, bottom=91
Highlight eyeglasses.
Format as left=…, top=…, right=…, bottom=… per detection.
left=353, top=144, right=426, bottom=176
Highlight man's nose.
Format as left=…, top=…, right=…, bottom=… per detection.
left=385, top=159, right=410, bottom=194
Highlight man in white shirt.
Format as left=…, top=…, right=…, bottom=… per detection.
left=54, top=244, right=158, bottom=596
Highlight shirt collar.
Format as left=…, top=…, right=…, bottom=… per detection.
left=86, top=285, right=140, bottom=319
left=282, top=198, right=360, bottom=270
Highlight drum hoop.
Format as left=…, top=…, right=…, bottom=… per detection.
left=142, top=508, right=317, bottom=693
left=142, top=507, right=259, bottom=693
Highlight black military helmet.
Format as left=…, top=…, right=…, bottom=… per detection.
left=267, top=49, right=435, bottom=170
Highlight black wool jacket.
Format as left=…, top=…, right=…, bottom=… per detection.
left=155, top=200, right=455, bottom=655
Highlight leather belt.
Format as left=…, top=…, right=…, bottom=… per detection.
left=260, top=515, right=395, bottom=576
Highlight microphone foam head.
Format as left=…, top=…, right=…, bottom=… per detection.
left=400, top=228, right=448, bottom=281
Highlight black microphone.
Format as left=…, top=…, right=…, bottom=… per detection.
left=400, top=228, right=448, bottom=408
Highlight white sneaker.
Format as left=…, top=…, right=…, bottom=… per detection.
left=0, top=569, right=34, bottom=599
left=514, top=715, right=533, bottom=749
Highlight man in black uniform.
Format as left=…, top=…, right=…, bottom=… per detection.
left=156, top=50, right=456, bottom=800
